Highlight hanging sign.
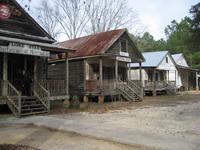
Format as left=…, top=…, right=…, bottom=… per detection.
left=0, top=42, right=50, bottom=57
left=0, top=4, right=11, bottom=19
left=116, top=56, right=131, bottom=62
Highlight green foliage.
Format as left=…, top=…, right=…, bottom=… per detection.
left=131, top=2, right=200, bottom=69
left=131, top=32, right=167, bottom=52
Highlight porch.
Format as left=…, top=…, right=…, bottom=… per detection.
left=143, top=69, right=177, bottom=96
left=0, top=53, right=68, bottom=117
left=84, top=57, right=143, bottom=102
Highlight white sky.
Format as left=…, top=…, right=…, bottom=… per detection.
left=128, top=0, right=199, bottom=40
left=18, top=0, right=199, bottom=40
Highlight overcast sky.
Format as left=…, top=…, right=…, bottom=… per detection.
left=128, top=0, right=199, bottom=40
left=18, top=0, right=199, bottom=41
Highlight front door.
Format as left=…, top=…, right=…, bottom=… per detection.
left=8, top=54, right=34, bottom=96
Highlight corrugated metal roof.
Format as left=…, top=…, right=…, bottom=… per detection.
left=172, top=53, right=182, bottom=62
left=131, top=51, right=168, bottom=67
left=59, top=29, right=126, bottom=58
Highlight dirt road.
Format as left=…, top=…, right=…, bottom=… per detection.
left=0, top=93, right=200, bottom=150
left=0, top=124, right=156, bottom=150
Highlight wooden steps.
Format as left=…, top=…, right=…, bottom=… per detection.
left=20, top=96, right=48, bottom=116
left=116, top=80, right=143, bottom=102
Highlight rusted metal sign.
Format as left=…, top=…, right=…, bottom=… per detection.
left=0, top=4, right=11, bottom=19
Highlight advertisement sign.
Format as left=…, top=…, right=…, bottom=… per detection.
left=0, top=4, right=11, bottom=19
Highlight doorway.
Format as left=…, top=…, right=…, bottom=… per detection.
left=8, top=54, right=34, bottom=96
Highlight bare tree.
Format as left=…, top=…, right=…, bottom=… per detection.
left=85, top=0, right=139, bottom=34
left=35, top=0, right=139, bottom=39
left=36, top=0, right=61, bottom=39
left=52, top=0, right=92, bottom=39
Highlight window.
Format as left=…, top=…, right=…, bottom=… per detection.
left=120, top=40, right=127, bottom=52
left=166, top=57, right=168, bottom=63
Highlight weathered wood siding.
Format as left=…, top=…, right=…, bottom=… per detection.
left=0, top=53, right=3, bottom=80
left=106, top=33, right=141, bottom=62
left=0, top=0, right=44, bottom=37
left=48, top=61, right=66, bottom=80
left=69, top=59, right=85, bottom=96
left=37, top=57, right=48, bottom=80
left=48, top=59, right=85, bottom=96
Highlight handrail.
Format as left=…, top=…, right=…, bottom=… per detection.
left=5, top=80, right=21, bottom=117
left=117, top=80, right=143, bottom=101
left=127, top=80, right=143, bottom=99
left=34, top=80, right=50, bottom=112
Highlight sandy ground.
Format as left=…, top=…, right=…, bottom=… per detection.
left=0, top=92, right=200, bottom=150
left=0, top=124, right=155, bottom=150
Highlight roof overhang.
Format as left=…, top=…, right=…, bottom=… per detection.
left=176, top=65, right=199, bottom=71
left=0, top=36, right=74, bottom=53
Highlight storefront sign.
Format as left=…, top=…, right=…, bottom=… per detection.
left=120, top=51, right=129, bottom=57
left=0, top=43, right=50, bottom=57
left=116, top=56, right=131, bottom=62
left=0, top=4, right=11, bottom=19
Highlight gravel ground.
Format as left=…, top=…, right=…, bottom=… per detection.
left=0, top=93, right=200, bottom=150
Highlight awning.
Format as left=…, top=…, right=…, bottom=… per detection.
left=0, top=36, right=74, bottom=53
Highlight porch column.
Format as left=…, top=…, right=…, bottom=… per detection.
left=128, top=63, right=131, bottom=80
left=139, top=62, right=144, bottom=98
left=115, top=60, right=118, bottom=81
left=99, top=58, right=103, bottom=92
left=153, top=69, right=156, bottom=96
left=24, top=56, right=27, bottom=71
left=65, top=53, right=69, bottom=96
left=98, top=58, right=104, bottom=104
left=186, top=70, right=189, bottom=91
left=2, top=53, right=8, bottom=96
left=175, top=70, right=177, bottom=92
left=196, top=72, right=199, bottom=91
left=167, top=70, right=169, bottom=83
left=34, top=57, right=38, bottom=81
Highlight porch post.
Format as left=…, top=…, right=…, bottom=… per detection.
left=3, top=53, right=8, bottom=96
left=153, top=69, right=156, bottom=96
left=34, top=57, right=38, bottom=81
left=175, top=70, right=177, bottom=92
left=65, top=53, right=69, bottom=96
left=196, top=72, right=199, bottom=91
left=115, top=60, right=118, bottom=81
left=98, top=58, right=104, bottom=104
left=99, top=58, right=103, bottom=91
left=186, top=70, right=189, bottom=91
left=167, top=70, right=169, bottom=83
left=128, top=63, right=131, bottom=80
left=139, top=62, right=143, bottom=98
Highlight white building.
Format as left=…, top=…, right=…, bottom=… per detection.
left=130, top=51, right=178, bottom=95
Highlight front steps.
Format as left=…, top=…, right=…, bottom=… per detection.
left=20, top=96, right=48, bottom=117
left=116, top=80, right=143, bottom=102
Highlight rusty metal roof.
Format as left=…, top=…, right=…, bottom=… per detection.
left=59, top=29, right=126, bottom=58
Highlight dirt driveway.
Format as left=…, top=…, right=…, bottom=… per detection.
left=0, top=93, right=200, bottom=150
left=0, top=124, right=156, bottom=150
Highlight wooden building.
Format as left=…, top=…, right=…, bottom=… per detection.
left=49, top=29, right=145, bottom=103
left=172, top=53, right=199, bottom=91
left=0, top=0, right=71, bottom=117
left=130, top=51, right=177, bottom=96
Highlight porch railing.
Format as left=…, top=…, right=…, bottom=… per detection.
left=86, top=79, right=116, bottom=94
left=5, top=80, right=21, bottom=117
left=144, top=80, right=176, bottom=90
left=34, top=81, right=50, bottom=112
left=86, top=80, right=100, bottom=92
left=39, top=80, right=66, bottom=96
